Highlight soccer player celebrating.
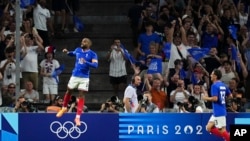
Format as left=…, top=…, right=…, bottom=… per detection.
left=203, top=69, right=232, bottom=141
left=56, top=38, right=98, bottom=126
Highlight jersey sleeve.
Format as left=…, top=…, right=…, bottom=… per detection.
left=210, top=84, right=218, bottom=97
left=226, top=86, right=232, bottom=96
left=91, top=51, right=98, bottom=61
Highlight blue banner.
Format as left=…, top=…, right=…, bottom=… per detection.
left=147, top=58, right=162, bottom=74
left=120, top=44, right=137, bottom=64
left=52, top=64, right=65, bottom=83
left=231, top=45, right=241, bottom=71
left=20, top=0, right=35, bottom=8
left=163, top=42, right=171, bottom=60
left=18, top=113, right=119, bottom=141
left=73, top=16, right=84, bottom=32
left=119, top=113, right=248, bottom=141
left=0, top=113, right=250, bottom=141
left=179, top=68, right=186, bottom=79
left=188, top=48, right=210, bottom=61
left=191, top=73, right=198, bottom=84
left=231, top=45, right=238, bottom=60
left=228, top=25, right=238, bottom=40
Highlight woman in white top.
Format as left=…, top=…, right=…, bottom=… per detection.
left=190, top=84, right=208, bottom=111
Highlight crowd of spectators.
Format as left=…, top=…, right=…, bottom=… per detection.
left=122, top=0, right=250, bottom=113
left=0, top=0, right=249, bottom=114
left=0, top=0, right=79, bottom=113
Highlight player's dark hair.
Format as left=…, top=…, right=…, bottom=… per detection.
left=213, top=69, right=222, bottom=80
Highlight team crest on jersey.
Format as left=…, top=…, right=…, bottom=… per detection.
left=79, top=58, right=84, bottom=64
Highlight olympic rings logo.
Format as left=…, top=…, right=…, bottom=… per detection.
left=50, top=121, right=87, bottom=139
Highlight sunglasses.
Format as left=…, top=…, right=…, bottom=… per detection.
left=8, top=86, right=15, bottom=88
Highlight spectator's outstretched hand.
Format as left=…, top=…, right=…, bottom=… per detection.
left=131, top=64, right=140, bottom=75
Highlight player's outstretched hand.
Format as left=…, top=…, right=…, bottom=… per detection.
left=62, top=48, right=69, bottom=54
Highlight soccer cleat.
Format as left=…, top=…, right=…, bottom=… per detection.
left=74, top=117, right=81, bottom=126
left=56, top=107, right=67, bottom=118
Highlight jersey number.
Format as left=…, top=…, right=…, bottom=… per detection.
left=220, top=91, right=226, bottom=104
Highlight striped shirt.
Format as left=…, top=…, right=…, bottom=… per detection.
left=109, top=49, right=127, bottom=77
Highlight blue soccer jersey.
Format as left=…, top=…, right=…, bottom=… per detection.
left=68, top=47, right=98, bottom=78
left=211, top=81, right=231, bottom=117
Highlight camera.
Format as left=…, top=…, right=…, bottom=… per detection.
left=177, top=102, right=187, bottom=107
left=104, top=102, right=111, bottom=108
left=111, top=96, right=124, bottom=112
left=226, top=98, right=243, bottom=112
left=7, top=64, right=12, bottom=79
left=177, top=101, right=190, bottom=111
left=20, top=100, right=37, bottom=112
left=21, top=101, right=30, bottom=107
left=103, top=96, right=124, bottom=112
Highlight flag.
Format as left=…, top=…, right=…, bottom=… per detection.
left=236, top=58, right=241, bottom=71
left=231, top=45, right=241, bottom=71
left=163, top=42, right=171, bottom=59
left=120, top=44, right=137, bottom=64
left=191, top=73, right=198, bottom=85
left=20, top=0, right=35, bottom=8
left=73, top=15, right=84, bottom=32
left=52, top=64, right=65, bottom=83
left=188, top=48, right=210, bottom=61
left=231, top=45, right=237, bottom=60
left=147, top=58, right=162, bottom=74
left=228, top=25, right=238, bottom=40
left=65, top=1, right=84, bottom=32
left=179, top=68, right=186, bottom=79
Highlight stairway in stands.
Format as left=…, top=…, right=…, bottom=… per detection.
left=40, top=0, right=134, bottom=110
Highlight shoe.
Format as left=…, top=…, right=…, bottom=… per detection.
left=74, top=117, right=81, bottom=126
left=56, top=107, right=67, bottom=118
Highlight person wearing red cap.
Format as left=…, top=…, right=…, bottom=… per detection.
left=39, top=46, right=60, bottom=103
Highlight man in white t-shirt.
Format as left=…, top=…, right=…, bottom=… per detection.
left=123, top=75, right=141, bottom=113
left=168, top=33, right=189, bottom=69
left=20, top=33, right=44, bottom=90
left=33, top=0, right=54, bottom=47
left=167, top=19, right=189, bottom=69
